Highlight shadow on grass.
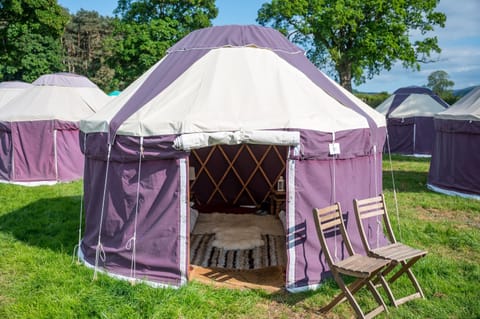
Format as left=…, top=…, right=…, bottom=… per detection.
left=385, top=154, right=431, bottom=163
left=0, top=196, right=81, bottom=253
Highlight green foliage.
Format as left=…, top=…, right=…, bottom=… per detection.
left=105, top=18, right=178, bottom=89
left=115, top=0, right=218, bottom=31
left=257, top=0, right=446, bottom=91
left=354, top=91, right=390, bottom=108
left=0, top=0, right=69, bottom=81
left=426, top=70, right=457, bottom=105
left=62, top=10, right=115, bottom=91
left=104, top=0, right=218, bottom=89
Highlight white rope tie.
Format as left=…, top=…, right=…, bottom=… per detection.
left=331, top=132, right=338, bottom=262
left=93, top=242, right=106, bottom=279
left=128, top=137, right=143, bottom=283
left=93, top=143, right=112, bottom=280
left=373, top=145, right=381, bottom=249
left=386, top=132, right=402, bottom=241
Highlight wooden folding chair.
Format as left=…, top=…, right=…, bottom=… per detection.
left=353, top=194, right=428, bottom=307
left=312, top=203, right=390, bottom=319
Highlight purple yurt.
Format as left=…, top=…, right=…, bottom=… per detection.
left=0, top=81, right=32, bottom=107
left=376, top=86, right=449, bottom=156
left=78, top=25, right=387, bottom=292
left=428, top=87, right=480, bottom=199
left=0, top=73, right=109, bottom=185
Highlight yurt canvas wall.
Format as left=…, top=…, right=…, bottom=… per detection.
left=0, top=73, right=109, bottom=184
left=376, top=86, right=449, bottom=156
left=428, top=87, right=480, bottom=199
left=78, top=25, right=387, bottom=292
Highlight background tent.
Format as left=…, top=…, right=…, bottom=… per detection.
left=428, top=86, right=480, bottom=199
left=78, top=25, right=387, bottom=292
left=0, top=81, right=32, bottom=107
left=0, top=73, right=109, bottom=185
left=108, top=90, right=121, bottom=97
left=376, top=86, right=449, bottom=155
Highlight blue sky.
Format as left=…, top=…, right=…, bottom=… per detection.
left=58, top=0, right=479, bottom=93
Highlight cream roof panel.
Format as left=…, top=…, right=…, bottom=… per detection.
left=389, top=94, right=447, bottom=118
left=116, top=47, right=370, bottom=136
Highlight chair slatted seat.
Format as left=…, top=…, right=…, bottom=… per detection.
left=312, top=203, right=391, bottom=319
left=354, top=194, right=428, bottom=307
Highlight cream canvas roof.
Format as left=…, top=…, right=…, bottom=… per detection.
left=435, top=87, right=480, bottom=121
left=81, top=47, right=385, bottom=136
left=0, top=81, right=32, bottom=108
left=0, top=74, right=109, bottom=122
left=377, top=93, right=448, bottom=118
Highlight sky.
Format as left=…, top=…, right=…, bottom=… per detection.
left=58, top=0, right=479, bottom=93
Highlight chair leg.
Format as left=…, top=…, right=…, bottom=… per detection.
left=388, top=257, right=421, bottom=283
left=406, top=267, right=425, bottom=298
left=321, top=274, right=373, bottom=312
left=334, top=273, right=367, bottom=319
left=382, top=258, right=425, bottom=307
left=377, top=273, right=398, bottom=307
left=365, top=280, right=389, bottom=319
left=322, top=270, right=388, bottom=319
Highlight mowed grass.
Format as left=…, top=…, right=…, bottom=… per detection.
left=0, top=155, right=479, bottom=318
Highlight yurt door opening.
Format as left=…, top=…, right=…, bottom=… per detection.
left=187, top=143, right=289, bottom=290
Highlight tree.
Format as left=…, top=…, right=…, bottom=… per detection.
left=427, top=70, right=456, bottom=104
left=115, top=0, right=218, bottom=32
left=0, top=0, right=69, bottom=81
left=427, top=70, right=454, bottom=95
left=107, top=0, right=218, bottom=89
left=62, top=10, right=115, bottom=90
left=257, top=0, right=446, bottom=92
left=105, top=18, right=178, bottom=89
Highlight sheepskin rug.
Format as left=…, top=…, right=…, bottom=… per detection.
left=211, top=225, right=264, bottom=250
left=192, top=212, right=284, bottom=251
left=192, top=212, right=284, bottom=236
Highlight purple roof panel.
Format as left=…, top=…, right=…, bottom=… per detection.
left=33, top=73, right=99, bottom=88
left=392, top=86, right=449, bottom=109
left=394, top=86, right=434, bottom=95
left=168, top=25, right=303, bottom=54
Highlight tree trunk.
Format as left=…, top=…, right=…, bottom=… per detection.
left=337, top=63, right=353, bottom=92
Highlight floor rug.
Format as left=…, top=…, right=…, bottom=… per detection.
left=190, top=233, right=286, bottom=270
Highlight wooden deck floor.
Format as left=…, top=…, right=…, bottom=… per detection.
left=189, top=265, right=285, bottom=293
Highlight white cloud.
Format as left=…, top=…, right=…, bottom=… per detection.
left=356, top=0, right=480, bottom=93
left=436, top=0, right=480, bottom=39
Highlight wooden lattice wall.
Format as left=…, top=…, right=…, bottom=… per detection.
left=190, top=144, right=287, bottom=207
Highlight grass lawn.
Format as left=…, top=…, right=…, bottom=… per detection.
left=0, top=155, right=479, bottom=318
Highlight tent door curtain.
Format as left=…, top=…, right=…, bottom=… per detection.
left=11, top=121, right=56, bottom=181
left=386, top=118, right=414, bottom=154
left=55, top=128, right=84, bottom=181
left=0, top=124, right=12, bottom=180
left=189, top=144, right=288, bottom=207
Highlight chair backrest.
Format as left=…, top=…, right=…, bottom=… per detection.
left=353, top=194, right=397, bottom=252
left=312, top=203, right=355, bottom=266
